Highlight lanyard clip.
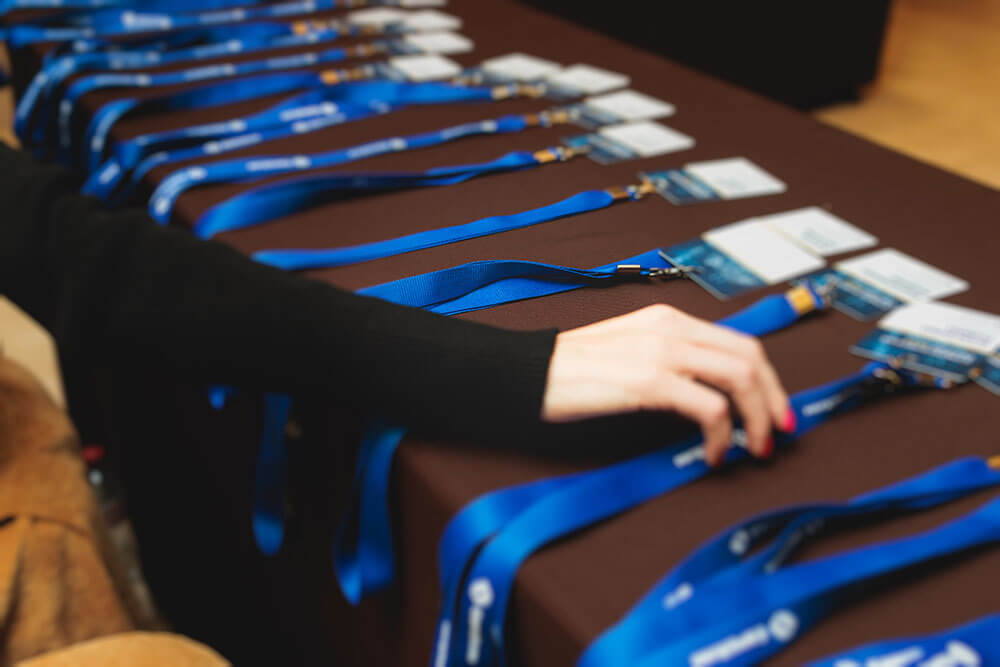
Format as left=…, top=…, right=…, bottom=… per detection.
left=614, top=265, right=700, bottom=279
left=490, top=83, right=545, bottom=100
left=606, top=180, right=657, bottom=201
left=525, top=108, right=576, bottom=127
left=533, top=144, right=588, bottom=163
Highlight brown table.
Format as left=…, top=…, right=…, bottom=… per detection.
left=18, top=0, right=1000, bottom=664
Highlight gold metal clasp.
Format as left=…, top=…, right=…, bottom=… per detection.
left=989, top=455, right=1000, bottom=470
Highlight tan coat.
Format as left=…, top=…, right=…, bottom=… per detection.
left=0, top=355, right=228, bottom=666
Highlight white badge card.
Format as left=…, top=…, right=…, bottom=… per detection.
left=475, top=53, right=562, bottom=84
left=660, top=219, right=827, bottom=300
left=568, top=89, right=676, bottom=129
left=759, top=207, right=877, bottom=257
left=347, top=7, right=408, bottom=27
left=402, top=9, right=462, bottom=32
left=852, top=301, right=1000, bottom=383
left=400, top=31, right=473, bottom=55
left=563, top=121, right=694, bottom=164
left=642, top=157, right=786, bottom=206
left=544, top=63, right=630, bottom=100
left=800, top=248, right=970, bottom=321
left=399, top=0, right=447, bottom=7
left=684, top=157, right=788, bottom=199
left=386, top=54, right=463, bottom=81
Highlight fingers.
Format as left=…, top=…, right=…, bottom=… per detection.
left=662, top=311, right=791, bottom=428
left=667, top=342, right=774, bottom=457
left=647, top=374, right=733, bottom=467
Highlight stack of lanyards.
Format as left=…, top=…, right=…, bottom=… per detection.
left=5, top=0, right=539, bottom=202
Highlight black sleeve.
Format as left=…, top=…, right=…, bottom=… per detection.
left=0, top=142, right=557, bottom=436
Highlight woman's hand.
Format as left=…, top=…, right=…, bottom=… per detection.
left=541, top=304, right=796, bottom=466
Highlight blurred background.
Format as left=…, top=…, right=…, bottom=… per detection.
left=10, top=1, right=994, bottom=186
left=524, top=0, right=1000, bottom=190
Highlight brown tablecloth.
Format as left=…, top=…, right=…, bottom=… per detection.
left=32, top=0, right=1000, bottom=664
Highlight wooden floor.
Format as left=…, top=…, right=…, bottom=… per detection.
left=816, top=0, right=1000, bottom=190
left=2, top=0, right=999, bottom=179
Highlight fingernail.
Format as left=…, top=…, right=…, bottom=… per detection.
left=760, top=435, right=774, bottom=459
left=781, top=407, right=797, bottom=434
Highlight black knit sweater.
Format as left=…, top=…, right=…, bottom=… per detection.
left=0, top=141, right=557, bottom=436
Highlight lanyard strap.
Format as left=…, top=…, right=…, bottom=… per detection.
left=144, top=110, right=568, bottom=217
left=86, top=78, right=522, bottom=200
left=579, top=456, right=1000, bottom=667
left=15, top=21, right=323, bottom=145
left=634, top=493, right=1000, bottom=667
left=196, top=148, right=584, bottom=239
left=253, top=180, right=645, bottom=271
left=77, top=68, right=329, bottom=169
left=808, top=613, right=1000, bottom=666
left=58, top=41, right=388, bottom=156
left=78, top=72, right=521, bottom=173
left=445, top=360, right=914, bottom=667
left=6, top=0, right=340, bottom=44
left=253, top=393, right=293, bottom=557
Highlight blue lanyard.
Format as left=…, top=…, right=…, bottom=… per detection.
left=0, top=0, right=260, bottom=20
left=16, top=21, right=349, bottom=147
left=357, top=250, right=822, bottom=319
left=144, top=110, right=568, bottom=220
left=809, top=613, right=1000, bottom=666
left=252, top=181, right=650, bottom=271
left=631, top=491, right=1000, bottom=667
left=253, top=393, right=293, bottom=557
left=84, top=78, right=518, bottom=200
left=78, top=72, right=524, bottom=173
left=6, top=0, right=340, bottom=45
left=57, top=40, right=388, bottom=159
left=442, top=361, right=929, bottom=667
left=194, top=148, right=584, bottom=239
left=77, top=68, right=333, bottom=169
left=579, top=456, right=1000, bottom=667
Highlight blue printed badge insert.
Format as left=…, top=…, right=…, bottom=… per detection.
left=850, top=302, right=1000, bottom=384
left=794, top=268, right=903, bottom=321
left=851, top=329, right=982, bottom=384
left=562, top=132, right=639, bottom=165
left=659, top=239, right=766, bottom=300
left=976, top=355, right=1000, bottom=395
left=642, top=168, right=722, bottom=205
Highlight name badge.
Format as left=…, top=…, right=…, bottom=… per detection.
left=661, top=218, right=827, bottom=300
left=799, top=248, right=969, bottom=321
left=567, top=89, right=676, bottom=129
left=385, top=53, right=463, bottom=81
left=852, top=301, right=1000, bottom=383
left=401, top=10, right=462, bottom=32
left=643, top=157, right=786, bottom=205
left=398, top=31, right=474, bottom=55
left=563, top=121, right=694, bottom=164
left=470, top=52, right=563, bottom=84
left=543, top=63, right=630, bottom=100
left=348, top=8, right=408, bottom=27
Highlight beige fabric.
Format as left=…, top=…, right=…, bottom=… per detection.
left=17, top=633, right=229, bottom=667
left=0, top=355, right=226, bottom=666
left=0, top=298, right=64, bottom=409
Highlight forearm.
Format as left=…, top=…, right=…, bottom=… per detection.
left=0, top=143, right=556, bottom=435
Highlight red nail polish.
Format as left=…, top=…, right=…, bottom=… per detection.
left=782, top=407, right=797, bottom=434
left=761, top=435, right=774, bottom=459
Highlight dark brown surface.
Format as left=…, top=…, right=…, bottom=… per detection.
left=62, top=0, right=1000, bottom=664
